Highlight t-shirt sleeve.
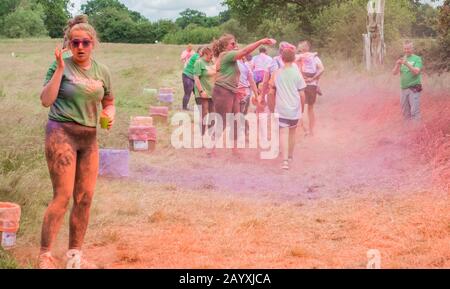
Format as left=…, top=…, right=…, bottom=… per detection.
left=269, top=58, right=279, bottom=74
left=102, top=65, right=113, bottom=99
left=44, top=61, right=58, bottom=86
left=415, top=56, right=423, bottom=69
left=193, top=60, right=203, bottom=77
left=223, top=51, right=238, bottom=64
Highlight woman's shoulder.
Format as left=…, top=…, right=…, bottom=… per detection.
left=92, top=59, right=111, bottom=75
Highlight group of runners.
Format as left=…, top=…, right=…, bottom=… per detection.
left=180, top=35, right=325, bottom=168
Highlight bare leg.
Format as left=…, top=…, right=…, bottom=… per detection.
left=41, top=124, right=76, bottom=254
left=308, top=104, right=315, bottom=136
left=288, top=126, right=297, bottom=159
left=280, top=127, right=289, bottom=161
left=69, top=143, right=98, bottom=250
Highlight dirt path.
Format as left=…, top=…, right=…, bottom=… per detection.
left=131, top=82, right=434, bottom=202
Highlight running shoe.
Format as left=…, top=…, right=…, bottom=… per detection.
left=66, top=249, right=98, bottom=269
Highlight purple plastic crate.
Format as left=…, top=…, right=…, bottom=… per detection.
left=99, top=149, right=129, bottom=177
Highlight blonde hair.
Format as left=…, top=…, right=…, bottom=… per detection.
left=63, top=15, right=89, bottom=48
left=297, top=40, right=311, bottom=53
left=69, top=23, right=99, bottom=48
left=212, top=34, right=235, bottom=58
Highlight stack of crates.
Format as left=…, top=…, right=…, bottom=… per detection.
left=149, top=106, right=169, bottom=124
left=158, top=87, right=174, bottom=104
left=128, top=116, right=157, bottom=152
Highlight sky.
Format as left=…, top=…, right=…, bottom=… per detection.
left=69, top=0, right=227, bottom=21
left=69, top=0, right=443, bottom=22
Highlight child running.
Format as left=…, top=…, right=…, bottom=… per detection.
left=296, top=41, right=324, bottom=136
left=269, top=46, right=306, bottom=170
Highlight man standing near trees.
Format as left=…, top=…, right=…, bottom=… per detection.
left=392, top=39, right=423, bottom=122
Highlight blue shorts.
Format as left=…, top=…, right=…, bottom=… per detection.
left=279, top=118, right=299, bottom=128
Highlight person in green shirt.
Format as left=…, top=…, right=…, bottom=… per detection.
left=392, top=40, right=423, bottom=121
left=182, top=48, right=201, bottom=110
left=211, top=34, right=276, bottom=154
left=38, top=19, right=115, bottom=269
left=194, top=46, right=216, bottom=136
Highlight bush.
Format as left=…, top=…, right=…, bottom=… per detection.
left=311, top=0, right=414, bottom=60
left=163, top=25, right=221, bottom=44
left=2, top=6, right=48, bottom=38
left=436, top=1, right=450, bottom=71
left=221, top=19, right=252, bottom=43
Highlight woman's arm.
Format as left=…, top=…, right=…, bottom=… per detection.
left=268, top=72, right=277, bottom=113
left=249, top=71, right=258, bottom=98
left=101, top=93, right=115, bottom=129
left=313, top=60, right=325, bottom=80
left=299, top=90, right=306, bottom=113
left=40, top=47, right=67, bottom=107
left=234, top=38, right=275, bottom=61
left=194, top=75, right=207, bottom=98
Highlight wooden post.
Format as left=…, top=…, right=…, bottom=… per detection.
left=363, top=0, right=386, bottom=70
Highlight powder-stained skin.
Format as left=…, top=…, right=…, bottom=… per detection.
left=41, top=120, right=98, bottom=252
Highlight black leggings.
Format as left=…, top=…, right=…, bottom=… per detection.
left=182, top=73, right=195, bottom=109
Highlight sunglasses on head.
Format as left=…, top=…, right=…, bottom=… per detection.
left=70, top=39, right=92, bottom=48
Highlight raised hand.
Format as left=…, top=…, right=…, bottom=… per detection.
left=55, top=46, right=68, bottom=70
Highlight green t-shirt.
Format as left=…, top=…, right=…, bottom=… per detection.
left=400, top=54, right=423, bottom=89
left=193, top=57, right=213, bottom=98
left=215, top=51, right=240, bottom=93
left=183, top=53, right=200, bottom=78
left=44, top=58, right=113, bottom=127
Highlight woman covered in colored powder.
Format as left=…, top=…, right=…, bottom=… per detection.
left=38, top=16, right=115, bottom=269
left=212, top=34, right=275, bottom=154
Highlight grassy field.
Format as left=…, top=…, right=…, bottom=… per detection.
left=0, top=39, right=449, bottom=269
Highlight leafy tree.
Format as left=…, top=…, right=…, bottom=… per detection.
left=36, top=0, right=71, bottom=38
left=2, top=6, right=48, bottom=38
left=221, top=19, right=252, bottom=43
left=163, top=25, right=221, bottom=44
left=81, top=0, right=127, bottom=16
left=218, top=10, right=232, bottom=24
left=0, top=0, right=20, bottom=18
left=411, top=3, right=438, bottom=37
left=153, top=20, right=179, bottom=41
left=175, top=9, right=208, bottom=29
left=311, top=0, right=414, bottom=59
left=437, top=0, right=450, bottom=70
left=224, top=0, right=337, bottom=35
left=83, top=0, right=155, bottom=43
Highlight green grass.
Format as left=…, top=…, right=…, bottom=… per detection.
left=0, top=248, right=20, bottom=269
